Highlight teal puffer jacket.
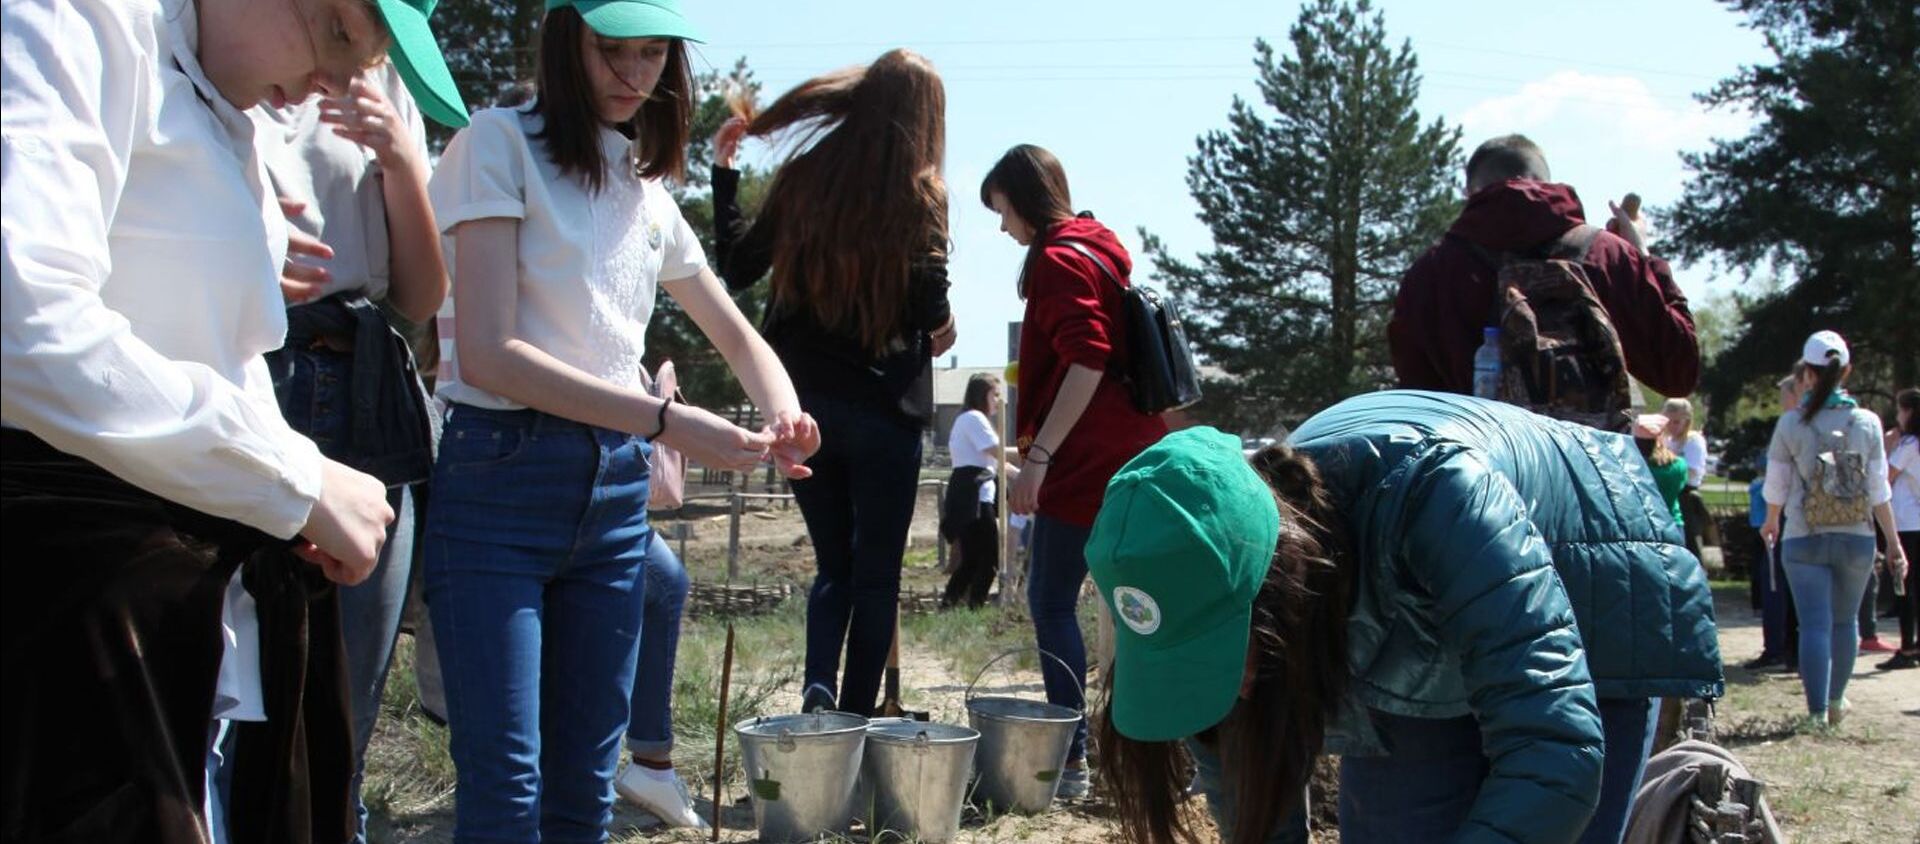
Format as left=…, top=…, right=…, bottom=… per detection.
left=1291, top=391, right=1723, bottom=843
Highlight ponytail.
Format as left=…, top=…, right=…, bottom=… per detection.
left=1098, top=445, right=1355, bottom=844
left=1800, top=357, right=1846, bottom=424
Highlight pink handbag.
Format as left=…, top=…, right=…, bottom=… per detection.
left=643, top=360, right=687, bottom=510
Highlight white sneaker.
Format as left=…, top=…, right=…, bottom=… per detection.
left=616, top=763, right=710, bottom=829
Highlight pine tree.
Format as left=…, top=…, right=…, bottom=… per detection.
left=1143, top=0, right=1459, bottom=430
left=1665, top=0, right=1919, bottom=411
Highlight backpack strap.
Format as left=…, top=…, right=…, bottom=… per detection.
left=1057, top=239, right=1124, bottom=290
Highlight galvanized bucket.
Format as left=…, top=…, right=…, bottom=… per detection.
left=963, top=650, right=1082, bottom=815
left=734, top=712, right=869, bottom=842
left=859, top=721, right=980, bottom=843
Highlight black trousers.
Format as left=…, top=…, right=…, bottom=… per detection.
left=941, top=515, right=999, bottom=609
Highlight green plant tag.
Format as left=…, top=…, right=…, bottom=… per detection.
left=752, top=778, right=782, bottom=801
left=1035, top=769, right=1059, bottom=783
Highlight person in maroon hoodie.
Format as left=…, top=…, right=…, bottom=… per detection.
left=1391, top=136, right=1704, bottom=844
left=981, top=144, right=1168, bottom=797
left=1389, top=134, right=1700, bottom=401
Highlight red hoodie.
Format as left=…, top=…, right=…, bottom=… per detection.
left=1389, top=180, right=1700, bottom=398
left=1016, top=216, right=1168, bottom=527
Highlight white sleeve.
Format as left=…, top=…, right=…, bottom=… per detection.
left=1763, top=417, right=1793, bottom=506
left=1, top=0, right=322, bottom=538
left=1864, top=412, right=1892, bottom=506
left=657, top=188, right=708, bottom=282
left=1683, top=435, right=1708, bottom=486
left=429, top=110, right=528, bottom=230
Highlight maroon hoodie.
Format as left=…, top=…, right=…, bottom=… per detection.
left=1016, top=216, right=1168, bottom=527
left=1389, top=180, right=1700, bottom=398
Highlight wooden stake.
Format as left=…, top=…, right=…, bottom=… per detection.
left=712, top=623, right=735, bottom=841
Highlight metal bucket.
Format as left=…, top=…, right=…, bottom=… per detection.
left=734, top=712, right=869, bottom=842
left=963, top=650, right=1083, bottom=815
left=859, top=722, right=980, bottom=843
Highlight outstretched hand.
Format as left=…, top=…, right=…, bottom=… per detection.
left=765, top=410, right=820, bottom=479
left=1607, top=199, right=1648, bottom=257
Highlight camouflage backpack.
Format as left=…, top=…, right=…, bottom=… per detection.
left=1801, top=424, right=1872, bottom=528
left=1462, top=225, right=1633, bottom=433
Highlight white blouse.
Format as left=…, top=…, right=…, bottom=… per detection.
left=2, top=0, right=322, bottom=538
left=429, top=106, right=707, bottom=411
left=2, top=0, right=322, bottom=722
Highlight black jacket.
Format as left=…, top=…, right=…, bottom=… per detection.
left=711, top=166, right=952, bottom=427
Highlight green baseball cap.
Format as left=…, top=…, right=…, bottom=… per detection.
left=1085, top=427, right=1280, bottom=742
left=373, top=0, right=469, bottom=128
left=546, top=0, right=704, bottom=42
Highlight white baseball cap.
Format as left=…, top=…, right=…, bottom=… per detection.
left=1801, top=330, right=1850, bottom=368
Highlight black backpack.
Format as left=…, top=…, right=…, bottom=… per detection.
left=1058, top=240, right=1204, bottom=415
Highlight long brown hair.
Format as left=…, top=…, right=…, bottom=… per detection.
left=531, top=7, right=692, bottom=193
left=979, top=144, right=1076, bottom=297
left=746, top=48, right=948, bottom=354
left=1801, top=357, right=1848, bottom=425
left=1098, top=444, right=1357, bottom=844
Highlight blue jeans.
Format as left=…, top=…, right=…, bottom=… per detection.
left=1580, top=697, right=1657, bottom=844
left=1027, top=514, right=1091, bottom=763
left=1339, top=712, right=1488, bottom=842
left=424, top=406, right=653, bottom=844
left=269, top=341, right=424, bottom=844
left=1781, top=533, right=1878, bottom=715
left=791, top=394, right=923, bottom=716
left=627, top=532, right=689, bottom=757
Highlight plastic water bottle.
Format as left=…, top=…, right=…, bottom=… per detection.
left=1472, top=327, right=1502, bottom=400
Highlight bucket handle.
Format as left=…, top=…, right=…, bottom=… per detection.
left=964, top=647, right=1087, bottom=712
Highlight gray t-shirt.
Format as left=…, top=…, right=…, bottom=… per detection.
left=249, top=61, right=428, bottom=303
left=1763, top=404, right=1892, bottom=540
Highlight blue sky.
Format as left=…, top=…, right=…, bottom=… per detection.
left=676, top=0, right=1774, bottom=366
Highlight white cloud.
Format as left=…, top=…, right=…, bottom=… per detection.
left=1458, top=70, right=1750, bottom=154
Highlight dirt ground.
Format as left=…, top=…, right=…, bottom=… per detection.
left=368, top=492, right=1920, bottom=843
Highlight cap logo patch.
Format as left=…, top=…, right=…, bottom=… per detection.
left=1114, top=587, right=1162, bottom=636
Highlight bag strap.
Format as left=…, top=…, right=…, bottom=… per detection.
left=1057, top=239, right=1125, bottom=291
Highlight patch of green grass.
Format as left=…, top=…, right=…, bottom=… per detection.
left=667, top=602, right=807, bottom=790
left=362, top=636, right=457, bottom=818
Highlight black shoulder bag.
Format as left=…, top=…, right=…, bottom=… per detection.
left=1058, top=240, right=1204, bottom=415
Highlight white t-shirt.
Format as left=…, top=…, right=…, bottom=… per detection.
left=1891, top=434, right=1920, bottom=532
left=1664, top=431, right=1709, bottom=487
left=428, top=106, right=707, bottom=410
left=251, top=62, right=430, bottom=302
left=949, top=409, right=999, bottom=503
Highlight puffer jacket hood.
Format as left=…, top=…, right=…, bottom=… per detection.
left=1293, top=391, right=1724, bottom=703
left=1450, top=179, right=1589, bottom=252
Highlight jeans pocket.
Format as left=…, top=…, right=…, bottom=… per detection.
left=439, top=417, right=529, bottom=474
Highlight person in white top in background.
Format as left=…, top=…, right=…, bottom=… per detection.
left=942, top=373, right=1017, bottom=608
left=250, top=52, right=461, bottom=844
left=1, top=0, right=461, bottom=839
left=1880, top=387, right=1920, bottom=670
left=421, top=1, right=817, bottom=838
left=1662, top=397, right=1717, bottom=562
left=1759, top=331, right=1910, bottom=726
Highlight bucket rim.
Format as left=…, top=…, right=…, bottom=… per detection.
left=965, top=695, right=1082, bottom=724
left=865, top=721, right=981, bottom=746
left=732, top=711, right=870, bottom=739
